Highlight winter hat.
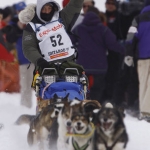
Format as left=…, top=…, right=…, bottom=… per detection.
left=83, top=0, right=95, bottom=5
left=0, top=9, right=3, bottom=15
left=145, top=0, right=150, bottom=6
left=40, top=2, right=59, bottom=21
left=106, top=0, right=117, bottom=5
left=44, top=2, right=58, bottom=11
left=62, top=0, right=70, bottom=8
left=87, top=6, right=100, bottom=16
left=14, top=1, right=26, bottom=11
left=2, top=7, right=12, bottom=19
left=36, top=0, right=60, bottom=23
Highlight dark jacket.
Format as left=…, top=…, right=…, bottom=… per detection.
left=21, top=0, right=84, bottom=65
left=105, top=10, right=139, bottom=41
left=5, top=17, right=29, bottom=64
left=71, top=12, right=125, bottom=74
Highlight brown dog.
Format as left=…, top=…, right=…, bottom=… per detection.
left=15, top=94, right=69, bottom=150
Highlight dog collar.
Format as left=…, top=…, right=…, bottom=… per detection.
left=66, top=122, right=95, bottom=138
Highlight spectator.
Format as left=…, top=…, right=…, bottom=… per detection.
left=0, top=11, right=20, bottom=93
left=0, top=7, right=16, bottom=55
left=104, top=0, right=140, bottom=107
left=125, top=0, right=150, bottom=122
left=0, top=7, right=13, bottom=28
left=0, top=12, right=14, bottom=62
left=72, top=0, right=95, bottom=30
left=71, top=7, right=125, bottom=104
left=5, top=1, right=34, bottom=108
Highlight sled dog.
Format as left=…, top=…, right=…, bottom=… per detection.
left=67, top=108, right=95, bottom=150
left=94, top=102, right=128, bottom=150
left=57, top=99, right=101, bottom=150
left=15, top=94, right=68, bottom=150
left=57, top=99, right=83, bottom=150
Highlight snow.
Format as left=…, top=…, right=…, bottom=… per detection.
left=0, top=0, right=150, bottom=149
left=0, top=92, right=150, bottom=150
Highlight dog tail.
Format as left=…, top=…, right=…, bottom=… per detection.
left=15, top=114, right=35, bottom=125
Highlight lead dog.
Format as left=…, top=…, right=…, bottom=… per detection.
left=67, top=109, right=95, bottom=150
left=57, top=100, right=83, bottom=150
left=57, top=99, right=101, bottom=150
left=94, top=103, right=128, bottom=150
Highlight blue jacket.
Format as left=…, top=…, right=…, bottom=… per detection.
left=126, top=5, right=150, bottom=59
left=71, top=12, right=125, bottom=74
left=136, top=6, right=150, bottom=59
left=16, top=36, right=29, bottom=64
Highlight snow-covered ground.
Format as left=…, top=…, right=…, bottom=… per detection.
left=0, top=92, right=150, bottom=150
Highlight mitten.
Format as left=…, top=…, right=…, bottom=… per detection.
left=36, top=58, right=50, bottom=69
left=124, top=56, right=134, bottom=67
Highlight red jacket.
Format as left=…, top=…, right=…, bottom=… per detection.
left=0, top=43, right=14, bottom=62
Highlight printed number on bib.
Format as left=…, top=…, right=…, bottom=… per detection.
left=50, top=34, right=64, bottom=47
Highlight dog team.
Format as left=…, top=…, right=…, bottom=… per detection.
left=16, top=94, right=128, bottom=150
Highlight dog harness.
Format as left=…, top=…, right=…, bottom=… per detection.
left=66, top=123, right=95, bottom=150
left=72, top=138, right=91, bottom=150
left=96, top=127, right=126, bottom=150
left=29, top=20, right=75, bottom=62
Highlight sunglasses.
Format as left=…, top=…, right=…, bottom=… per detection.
left=83, top=5, right=91, bottom=8
left=106, top=2, right=115, bottom=5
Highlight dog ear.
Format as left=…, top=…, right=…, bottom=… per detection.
left=53, top=93, right=58, bottom=99
left=117, top=107, right=125, bottom=118
left=63, top=93, right=70, bottom=102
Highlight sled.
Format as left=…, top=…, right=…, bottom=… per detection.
left=31, top=61, right=89, bottom=112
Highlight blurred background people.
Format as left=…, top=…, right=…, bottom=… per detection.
left=4, top=1, right=34, bottom=108
left=125, top=0, right=150, bottom=122
left=103, top=0, right=141, bottom=109
left=0, top=9, right=19, bottom=93
left=71, top=6, right=125, bottom=104
left=71, top=0, right=95, bottom=30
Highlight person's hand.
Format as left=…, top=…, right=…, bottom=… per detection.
left=17, top=21, right=26, bottom=29
left=36, top=58, right=50, bottom=69
left=124, top=56, right=134, bottom=67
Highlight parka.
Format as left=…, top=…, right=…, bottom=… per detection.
left=19, top=0, right=84, bottom=65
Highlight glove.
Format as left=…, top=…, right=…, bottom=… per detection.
left=124, top=56, right=134, bottom=67
left=36, top=58, right=50, bottom=69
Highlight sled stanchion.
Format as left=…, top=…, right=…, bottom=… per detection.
left=80, top=71, right=88, bottom=99
left=35, top=77, right=40, bottom=97
left=35, top=73, right=42, bottom=97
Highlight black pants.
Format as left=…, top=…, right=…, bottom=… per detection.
left=88, top=74, right=106, bottom=104
left=112, top=62, right=139, bottom=107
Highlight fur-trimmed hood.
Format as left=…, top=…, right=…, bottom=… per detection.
left=19, top=0, right=60, bottom=24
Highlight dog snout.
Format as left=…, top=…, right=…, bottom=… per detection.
left=77, top=122, right=81, bottom=126
left=67, top=121, right=72, bottom=126
left=104, top=118, right=108, bottom=122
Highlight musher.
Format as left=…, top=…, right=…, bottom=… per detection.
left=19, top=0, right=84, bottom=76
